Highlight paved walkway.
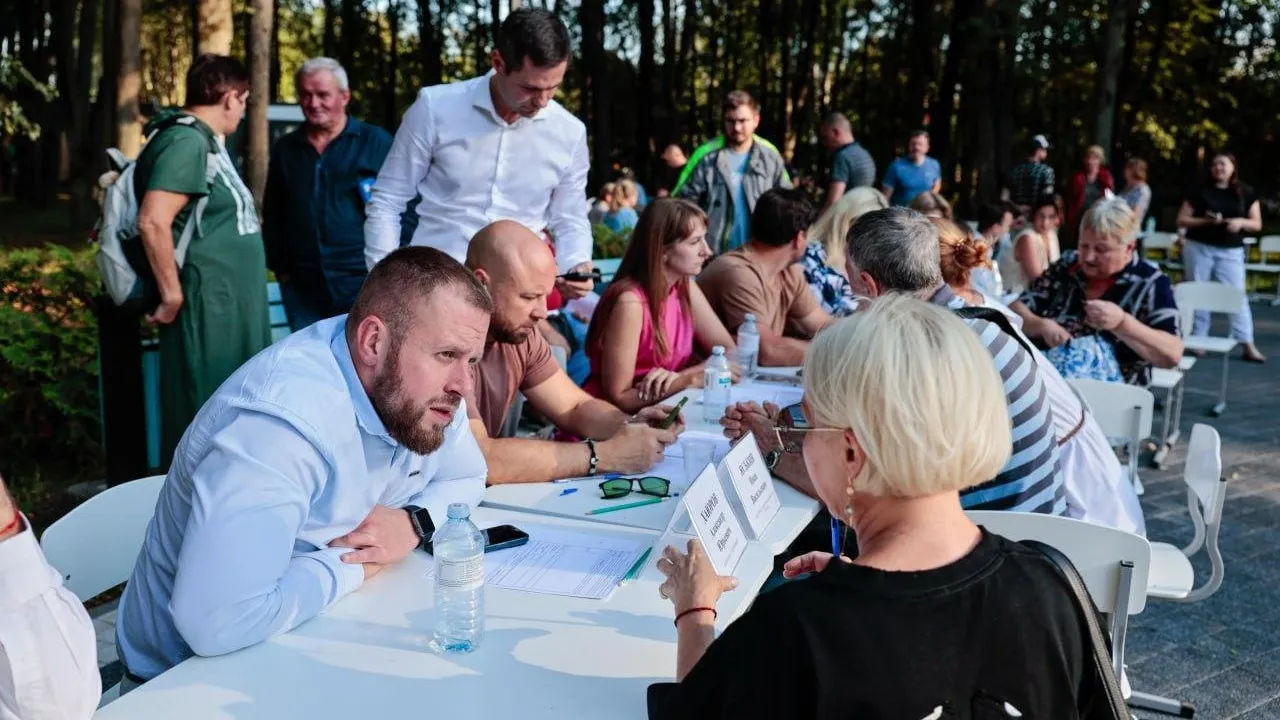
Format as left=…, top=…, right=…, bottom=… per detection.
left=89, top=305, right=1280, bottom=717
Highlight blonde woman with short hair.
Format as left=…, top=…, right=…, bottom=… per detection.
left=649, top=295, right=1107, bottom=717
left=1013, top=197, right=1183, bottom=384
left=800, top=186, right=887, bottom=316
left=603, top=179, right=640, bottom=232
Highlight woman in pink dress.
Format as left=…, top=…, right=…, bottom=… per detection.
left=585, top=198, right=738, bottom=413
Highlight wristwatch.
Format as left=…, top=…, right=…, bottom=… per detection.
left=403, top=505, right=436, bottom=547
left=763, top=446, right=783, bottom=470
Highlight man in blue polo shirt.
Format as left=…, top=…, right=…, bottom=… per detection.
left=264, top=57, right=394, bottom=331
left=881, top=130, right=942, bottom=207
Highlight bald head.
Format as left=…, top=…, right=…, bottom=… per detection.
left=466, top=220, right=557, bottom=344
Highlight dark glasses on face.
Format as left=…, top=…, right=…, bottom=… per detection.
left=599, top=476, right=670, bottom=499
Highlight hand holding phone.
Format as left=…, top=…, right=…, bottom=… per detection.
left=659, top=396, right=689, bottom=429
left=559, top=269, right=602, bottom=283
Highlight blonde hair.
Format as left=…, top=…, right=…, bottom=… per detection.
left=1085, top=144, right=1106, bottom=163
left=934, top=218, right=991, bottom=288
left=609, top=179, right=638, bottom=212
left=1081, top=196, right=1138, bottom=246
left=802, top=295, right=1011, bottom=498
left=808, top=186, right=889, bottom=270
left=598, top=182, right=617, bottom=201
left=909, top=191, right=953, bottom=220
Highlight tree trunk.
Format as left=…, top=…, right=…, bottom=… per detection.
left=270, top=0, right=281, bottom=102
left=198, top=0, right=234, bottom=55
left=660, top=0, right=676, bottom=142
left=906, top=0, right=934, bottom=130
left=384, top=0, right=400, bottom=128
left=636, top=0, right=655, bottom=178
left=418, top=0, right=442, bottom=85
left=756, top=0, right=773, bottom=133
left=246, top=0, right=273, bottom=210
left=323, top=0, right=337, bottom=57
left=491, top=0, right=501, bottom=45
left=1122, top=0, right=1173, bottom=151
left=580, top=0, right=610, bottom=187
left=785, top=0, right=820, bottom=160
left=933, top=0, right=976, bottom=180
left=678, top=0, right=697, bottom=138
left=117, top=0, right=143, bottom=157
left=95, top=0, right=120, bottom=157
left=340, top=0, right=360, bottom=72
left=1093, top=0, right=1131, bottom=160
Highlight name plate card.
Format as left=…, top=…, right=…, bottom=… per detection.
left=681, top=464, right=747, bottom=575
left=721, top=434, right=781, bottom=540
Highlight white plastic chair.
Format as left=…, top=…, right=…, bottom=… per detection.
left=1069, top=379, right=1153, bottom=495
left=1243, top=235, right=1280, bottom=305
left=1130, top=423, right=1227, bottom=718
left=1174, top=281, right=1246, bottom=416
left=1143, top=231, right=1183, bottom=274
left=499, top=344, right=569, bottom=439
left=39, top=475, right=165, bottom=603
left=966, top=511, right=1151, bottom=683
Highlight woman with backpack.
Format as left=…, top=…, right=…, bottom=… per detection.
left=134, top=54, right=272, bottom=463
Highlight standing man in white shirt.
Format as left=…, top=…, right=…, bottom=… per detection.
left=116, top=247, right=492, bottom=686
left=0, top=473, right=101, bottom=719
left=364, top=8, right=595, bottom=299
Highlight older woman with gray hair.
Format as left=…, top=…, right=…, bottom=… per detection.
left=1012, top=197, right=1182, bottom=385
left=648, top=295, right=1106, bottom=718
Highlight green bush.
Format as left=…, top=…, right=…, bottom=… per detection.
left=0, top=244, right=102, bottom=511
left=592, top=223, right=631, bottom=260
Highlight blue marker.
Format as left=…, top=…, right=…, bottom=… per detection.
left=559, top=488, right=578, bottom=496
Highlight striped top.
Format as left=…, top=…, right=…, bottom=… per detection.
left=931, top=286, right=1066, bottom=515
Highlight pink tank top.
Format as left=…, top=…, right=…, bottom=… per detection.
left=586, top=285, right=695, bottom=397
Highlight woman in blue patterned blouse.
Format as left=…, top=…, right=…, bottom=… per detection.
left=1011, top=198, right=1184, bottom=385
left=802, top=187, right=887, bottom=316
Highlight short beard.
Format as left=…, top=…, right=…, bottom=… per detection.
left=490, top=317, right=532, bottom=345
left=369, top=343, right=457, bottom=455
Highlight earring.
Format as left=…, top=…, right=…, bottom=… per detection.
left=843, top=483, right=854, bottom=520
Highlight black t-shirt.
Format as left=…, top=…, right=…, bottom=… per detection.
left=1185, top=182, right=1258, bottom=248
left=649, top=530, right=1106, bottom=720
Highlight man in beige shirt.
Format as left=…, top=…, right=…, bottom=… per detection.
left=698, top=188, right=832, bottom=366
left=466, top=221, right=681, bottom=484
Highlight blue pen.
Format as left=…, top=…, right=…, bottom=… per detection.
left=830, top=516, right=842, bottom=557
left=559, top=487, right=578, bottom=496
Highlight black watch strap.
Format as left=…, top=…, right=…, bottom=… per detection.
left=584, top=438, right=599, bottom=476
left=763, top=447, right=783, bottom=470
left=403, top=505, right=435, bottom=545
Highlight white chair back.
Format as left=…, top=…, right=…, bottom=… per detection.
left=1258, top=235, right=1280, bottom=257
left=39, top=475, right=165, bottom=602
left=1144, top=231, right=1178, bottom=253
left=1174, top=281, right=1247, bottom=317
left=1069, top=379, right=1154, bottom=442
left=966, top=511, right=1151, bottom=616
left=1184, top=423, right=1224, bottom=525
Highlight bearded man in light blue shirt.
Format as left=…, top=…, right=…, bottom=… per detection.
left=116, top=246, right=493, bottom=683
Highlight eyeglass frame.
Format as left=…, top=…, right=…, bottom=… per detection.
left=771, top=403, right=845, bottom=454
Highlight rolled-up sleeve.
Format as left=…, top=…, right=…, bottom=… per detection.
left=365, top=90, right=436, bottom=270
left=0, top=520, right=101, bottom=720
left=404, top=402, right=488, bottom=526
left=546, top=129, right=593, bottom=273
left=168, top=412, right=364, bottom=658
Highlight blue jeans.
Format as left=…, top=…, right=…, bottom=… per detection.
left=278, top=281, right=328, bottom=333
left=1183, top=240, right=1253, bottom=342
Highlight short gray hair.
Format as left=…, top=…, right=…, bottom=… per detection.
left=296, top=57, right=349, bottom=92
left=845, top=207, right=944, bottom=292
left=1081, top=196, right=1139, bottom=246
left=821, top=112, right=852, bottom=133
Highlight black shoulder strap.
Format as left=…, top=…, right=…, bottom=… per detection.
left=953, top=306, right=1037, bottom=357
left=1021, top=540, right=1132, bottom=719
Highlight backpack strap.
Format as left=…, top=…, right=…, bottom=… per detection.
left=159, top=115, right=223, bottom=268
left=953, top=306, right=1037, bottom=356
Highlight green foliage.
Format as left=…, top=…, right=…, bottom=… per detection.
left=592, top=223, right=631, bottom=260
left=0, top=245, right=102, bottom=498
left=0, top=57, right=55, bottom=140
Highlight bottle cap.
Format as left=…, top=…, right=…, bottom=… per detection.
left=447, top=503, right=471, bottom=520
left=744, top=313, right=756, bottom=322
left=711, top=345, right=725, bottom=355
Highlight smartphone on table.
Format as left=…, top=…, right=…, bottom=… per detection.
left=424, top=524, right=530, bottom=554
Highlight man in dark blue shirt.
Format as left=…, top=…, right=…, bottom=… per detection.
left=263, top=58, right=393, bottom=331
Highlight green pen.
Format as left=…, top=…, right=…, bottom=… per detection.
left=586, top=496, right=668, bottom=515
left=622, top=548, right=654, bottom=583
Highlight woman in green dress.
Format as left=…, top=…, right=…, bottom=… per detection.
left=135, top=54, right=271, bottom=464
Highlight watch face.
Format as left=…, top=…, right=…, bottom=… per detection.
left=764, top=448, right=782, bottom=469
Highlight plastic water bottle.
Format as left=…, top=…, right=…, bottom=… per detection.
left=431, top=503, right=485, bottom=654
left=737, top=314, right=760, bottom=379
left=702, top=345, right=733, bottom=423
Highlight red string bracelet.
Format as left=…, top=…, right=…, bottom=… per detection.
left=0, top=511, right=21, bottom=538
left=674, top=607, right=717, bottom=627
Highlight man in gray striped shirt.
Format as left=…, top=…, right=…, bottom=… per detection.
left=820, top=112, right=877, bottom=210
left=845, top=207, right=1065, bottom=515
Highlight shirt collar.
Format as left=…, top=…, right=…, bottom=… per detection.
left=328, top=317, right=392, bottom=442
left=927, top=284, right=965, bottom=309
left=471, top=70, right=549, bottom=125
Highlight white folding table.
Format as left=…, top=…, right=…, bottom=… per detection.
left=94, top=508, right=782, bottom=720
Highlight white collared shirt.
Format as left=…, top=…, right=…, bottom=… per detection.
left=364, top=72, right=592, bottom=273
left=116, top=317, right=487, bottom=680
left=0, top=518, right=101, bottom=720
